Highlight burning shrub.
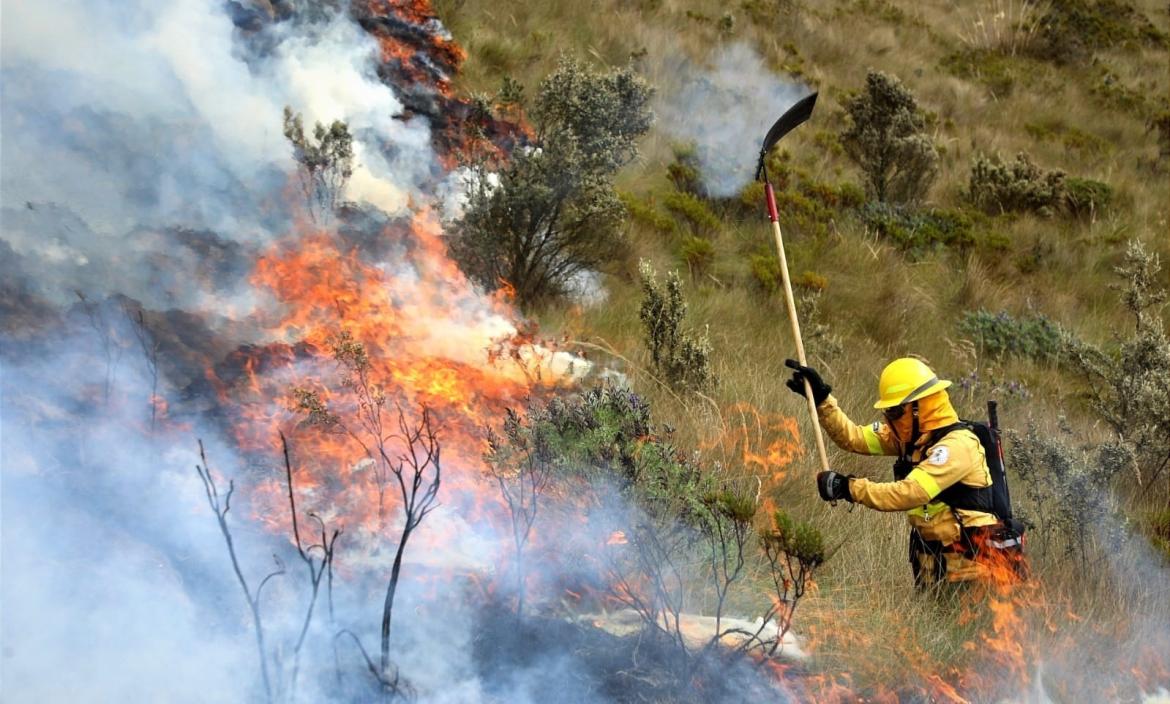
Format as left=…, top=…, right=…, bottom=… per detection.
left=638, top=261, right=715, bottom=394
left=282, top=107, right=354, bottom=224
left=450, top=56, right=653, bottom=307
left=486, top=386, right=823, bottom=667
left=292, top=331, right=442, bottom=679
left=484, top=407, right=554, bottom=618
left=666, top=144, right=706, bottom=197
left=841, top=70, right=939, bottom=204
left=759, top=510, right=825, bottom=655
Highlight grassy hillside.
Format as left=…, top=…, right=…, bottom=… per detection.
left=437, top=0, right=1169, bottom=692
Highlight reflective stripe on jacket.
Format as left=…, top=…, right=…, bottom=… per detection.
left=816, top=394, right=998, bottom=543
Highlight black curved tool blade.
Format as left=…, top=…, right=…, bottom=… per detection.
left=761, top=92, right=818, bottom=156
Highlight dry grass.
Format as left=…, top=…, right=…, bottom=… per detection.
left=439, top=0, right=1170, bottom=690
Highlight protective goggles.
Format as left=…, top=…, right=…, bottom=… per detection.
left=883, top=404, right=908, bottom=422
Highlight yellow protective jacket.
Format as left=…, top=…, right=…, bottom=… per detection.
left=816, top=390, right=998, bottom=548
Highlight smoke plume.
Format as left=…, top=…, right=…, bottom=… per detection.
left=657, top=43, right=810, bottom=198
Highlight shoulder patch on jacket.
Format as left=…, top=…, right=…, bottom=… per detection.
left=927, top=445, right=949, bottom=466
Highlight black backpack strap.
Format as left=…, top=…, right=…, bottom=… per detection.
left=905, top=421, right=1001, bottom=518
left=917, top=421, right=968, bottom=459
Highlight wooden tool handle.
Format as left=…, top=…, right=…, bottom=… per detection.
left=767, top=185, right=830, bottom=473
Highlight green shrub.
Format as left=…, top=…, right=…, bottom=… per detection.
left=940, top=49, right=1017, bottom=97
left=1009, top=419, right=1133, bottom=562
left=1061, top=128, right=1110, bottom=154
left=1024, top=120, right=1110, bottom=154
left=813, top=129, right=844, bottom=157
left=1146, top=509, right=1170, bottom=561
left=958, top=309, right=1064, bottom=360
left=749, top=252, right=783, bottom=295
left=764, top=510, right=826, bottom=567
left=799, top=178, right=868, bottom=211
left=1091, top=67, right=1148, bottom=117
left=666, top=145, right=705, bottom=196
left=737, top=181, right=766, bottom=214
left=834, top=181, right=867, bottom=209
left=678, top=235, right=715, bottom=279
left=1030, top=0, right=1168, bottom=65
left=859, top=202, right=976, bottom=257
left=620, top=191, right=676, bottom=236
left=841, top=70, right=939, bottom=203
left=663, top=191, right=721, bottom=235
left=978, top=229, right=1012, bottom=253
left=476, top=36, right=524, bottom=72
left=1063, top=176, right=1112, bottom=218
left=1150, top=111, right=1170, bottom=163
left=638, top=260, right=715, bottom=393
left=967, top=152, right=1066, bottom=215
left=282, top=107, right=353, bottom=224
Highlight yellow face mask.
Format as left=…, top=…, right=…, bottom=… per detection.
left=884, top=389, right=960, bottom=442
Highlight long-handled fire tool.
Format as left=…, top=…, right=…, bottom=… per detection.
left=755, top=92, right=832, bottom=476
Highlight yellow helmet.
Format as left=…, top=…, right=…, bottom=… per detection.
left=873, top=358, right=951, bottom=409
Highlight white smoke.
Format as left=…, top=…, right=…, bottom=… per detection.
left=1, top=318, right=260, bottom=702
left=1, top=0, right=433, bottom=309
left=657, top=43, right=810, bottom=198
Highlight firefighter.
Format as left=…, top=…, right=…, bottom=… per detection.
left=785, top=357, right=1001, bottom=586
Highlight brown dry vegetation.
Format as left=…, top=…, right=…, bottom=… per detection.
left=437, top=0, right=1170, bottom=693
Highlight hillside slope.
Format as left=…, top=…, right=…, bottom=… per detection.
left=438, top=0, right=1170, bottom=693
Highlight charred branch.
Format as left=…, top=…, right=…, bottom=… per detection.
left=124, top=306, right=161, bottom=435
left=281, top=432, right=342, bottom=700
left=333, top=629, right=413, bottom=702
left=195, top=440, right=283, bottom=704
left=379, top=405, right=442, bottom=675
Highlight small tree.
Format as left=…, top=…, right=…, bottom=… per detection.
left=292, top=331, right=441, bottom=678
left=1062, top=240, right=1170, bottom=494
left=450, top=57, right=653, bottom=307
left=638, top=260, right=715, bottom=393
left=282, top=107, right=354, bottom=224
left=841, top=70, right=938, bottom=203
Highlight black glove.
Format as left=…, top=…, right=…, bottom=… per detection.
left=784, top=359, right=831, bottom=405
left=816, top=471, right=853, bottom=502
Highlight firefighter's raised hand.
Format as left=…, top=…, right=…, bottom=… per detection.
left=784, top=359, right=831, bottom=405
left=816, top=471, right=853, bottom=502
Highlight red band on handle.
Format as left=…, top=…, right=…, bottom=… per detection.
left=764, top=183, right=779, bottom=222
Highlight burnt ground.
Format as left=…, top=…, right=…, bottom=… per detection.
left=470, top=602, right=797, bottom=704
